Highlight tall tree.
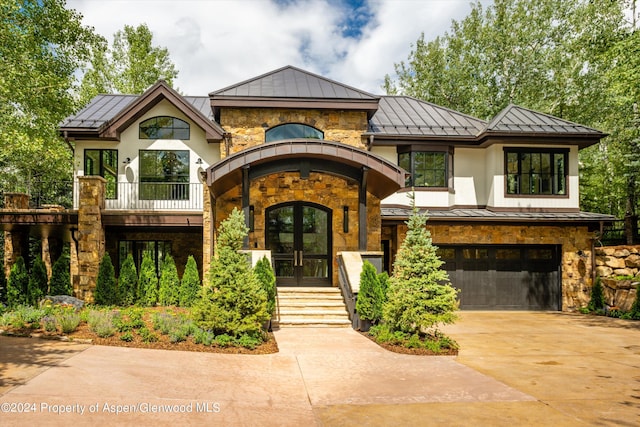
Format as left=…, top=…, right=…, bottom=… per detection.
left=79, top=23, right=178, bottom=105
left=385, top=0, right=637, bottom=229
left=0, top=0, right=99, bottom=199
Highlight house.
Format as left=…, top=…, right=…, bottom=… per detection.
left=1, top=66, right=614, bottom=312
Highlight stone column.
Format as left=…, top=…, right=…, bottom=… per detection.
left=41, top=236, right=63, bottom=280
left=76, top=176, right=106, bottom=302
left=202, top=184, right=214, bottom=281
left=3, top=193, right=30, bottom=278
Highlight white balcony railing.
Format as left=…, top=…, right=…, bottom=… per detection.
left=74, top=182, right=204, bottom=211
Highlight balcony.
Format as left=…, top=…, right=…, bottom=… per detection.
left=0, top=181, right=204, bottom=212
left=97, top=182, right=204, bottom=211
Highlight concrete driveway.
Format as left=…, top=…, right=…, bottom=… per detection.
left=1, top=312, right=639, bottom=426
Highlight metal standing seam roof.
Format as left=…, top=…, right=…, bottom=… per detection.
left=210, top=65, right=379, bottom=100
left=486, top=104, right=604, bottom=135
left=368, top=96, right=487, bottom=138
left=381, top=207, right=616, bottom=222
left=60, top=94, right=214, bottom=130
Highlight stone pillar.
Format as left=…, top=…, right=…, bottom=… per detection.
left=41, top=236, right=63, bottom=280
left=202, top=184, right=213, bottom=281
left=76, top=176, right=106, bottom=302
left=3, top=193, right=30, bottom=278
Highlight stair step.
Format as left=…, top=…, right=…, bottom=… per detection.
left=275, top=286, right=350, bottom=328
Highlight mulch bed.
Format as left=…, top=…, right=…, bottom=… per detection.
left=358, top=331, right=458, bottom=356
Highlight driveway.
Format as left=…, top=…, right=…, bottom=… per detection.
left=1, top=312, right=639, bottom=426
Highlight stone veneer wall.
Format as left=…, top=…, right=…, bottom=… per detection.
left=384, top=223, right=595, bottom=311
left=76, top=176, right=106, bottom=302
left=220, top=108, right=368, bottom=155
left=2, top=193, right=30, bottom=279
left=595, top=245, right=640, bottom=311
left=213, top=171, right=381, bottom=285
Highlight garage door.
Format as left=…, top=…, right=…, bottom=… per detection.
left=437, top=245, right=561, bottom=310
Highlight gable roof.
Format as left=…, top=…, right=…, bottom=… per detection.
left=209, top=65, right=380, bottom=117
left=61, top=81, right=224, bottom=142
left=368, top=96, right=487, bottom=139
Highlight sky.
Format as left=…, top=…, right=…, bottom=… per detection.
left=66, top=0, right=490, bottom=96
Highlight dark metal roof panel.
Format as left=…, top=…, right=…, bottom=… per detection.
left=487, top=104, right=603, bottom=135
left=381, top=207, right=615, bottom=222
left=61, top=94, right=213, bottom=129
left=210, top=65, right=378, bottom=100
left=369, top=96, right=487, bottom=137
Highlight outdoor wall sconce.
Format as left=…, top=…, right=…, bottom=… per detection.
left=343, top=206, right=349, bottom=233
left=249, top=205, right=255, bottom=232
left=122, top=157, right=131, bottom=164
left=195, top=158, right=203, bottom=165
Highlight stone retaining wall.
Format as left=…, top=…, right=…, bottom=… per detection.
left=595, top=245, right=640, bottom=311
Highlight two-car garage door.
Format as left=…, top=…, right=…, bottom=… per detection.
left=437, top=245, right=561, bottom=310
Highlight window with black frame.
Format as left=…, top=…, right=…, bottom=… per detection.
left=139, top=116, right=190, bottom=140
left=398, top=151, right=448, bottom=188
left=505, top=149, right=568, bottom=195
left=265, top=123, right=323, bottom=142
left=139, top=150, right=189, bottom=200
left=84, top=149, right=118, bottom=199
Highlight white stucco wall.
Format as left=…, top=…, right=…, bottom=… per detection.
left=73, top=100, right=221, bottom=209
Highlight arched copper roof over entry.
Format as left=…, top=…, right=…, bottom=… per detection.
left=207, top=140, right=406, bottom=198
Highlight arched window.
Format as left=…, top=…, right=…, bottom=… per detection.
left=265, top=123, right=323, bottom=143
left=139, top=116, right=190, bottom=140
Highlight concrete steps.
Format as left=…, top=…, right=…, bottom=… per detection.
left=274, top=287, right=351, bottom=328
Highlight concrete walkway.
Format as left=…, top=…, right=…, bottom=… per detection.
left=0, top=312, right=639, bottom=426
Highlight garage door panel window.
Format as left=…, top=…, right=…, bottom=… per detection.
left=505, top=149, right=568, bottom=196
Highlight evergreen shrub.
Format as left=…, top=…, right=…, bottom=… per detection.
left=179, top=255, right=201, bottom=307
left=49, top=256, right=72, bottom=296
left=158, top=254, right=179, bottom=306
left=117, top=254, right=138, bottom=306
left=94, top=253, right=117, bottom=305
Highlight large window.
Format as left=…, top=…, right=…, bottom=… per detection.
left=139, top=116, right=190, bottom=140
left=265, top=123, right=323, bottom=142
left=84, top=149, right=117, bottom=199
left=505, top=149, right=568, bottom=195
left=398, top=151, right=448, bottom=188
left=139, top=150, right=189, bottom=200
left=119, top=240, right=171, bottom=276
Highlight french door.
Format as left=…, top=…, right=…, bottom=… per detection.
left=265, top=202, right=331, bottom=286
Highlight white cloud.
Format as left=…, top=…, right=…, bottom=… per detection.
left=67, top=0, right=487, bottom=95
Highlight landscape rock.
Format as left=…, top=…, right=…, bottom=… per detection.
left=41, top=295, right=85, bottom=310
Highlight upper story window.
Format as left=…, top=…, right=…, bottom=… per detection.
left=85, top=149, right=118, bottom=199
left=139, top=116, right=190, bottom=140
left=265, top=123, right=323, bottom=142
left=139, top=150, right=189, bottom=200
left=505, top=148, right=568, bottom=196
left=398, top=150, right=449, bottom=188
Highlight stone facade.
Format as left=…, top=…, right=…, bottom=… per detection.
left=220, top=108, right=368, bottom=155
left=75, top=176, right=106, bottom=302
left=384, top=223, right=596, bottom=311
left=595, top=245, right=640, bottom=311
left=213, top=171, right=381, bottom=286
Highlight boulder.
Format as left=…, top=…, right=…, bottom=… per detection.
left=625, top=254, right=640, bottom=268
left=41, top=295, right=85, bottom=310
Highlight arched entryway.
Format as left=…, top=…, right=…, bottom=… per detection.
left=266, top=202, right=332, bottom=286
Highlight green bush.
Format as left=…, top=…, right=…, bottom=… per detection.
left=0, top=257, right=7, bottom=304
left=7, top=257, right=28, bottom=307
left=28, top=257, right=48, bottom=306
left=587, top=276, right=605, bottom=312
left=254, top=256, right=276, bottom=315
left=49, top=255, right=72, bottom=296
left=138, top=252, right=158, bottom=307
left=179, top=255, right=201, bottom=307
left=193, top=327, right=215, bottom=346
left=139, top=327, right=159, bottom=343
left=158, top=254, right=179, bottom=306
left=42, top=315, right=57, bottom=332
left=117, top=254, right=138, bottom=306
left=630, top=282, right=640, bottom=320
left=94, top=253, right=117, bottom=306
left=56, top=310, right=80, bottom=333
left=356, top=261, right=385, bottom=322
left=383, top=195, right=459, bottom=335
left=192, top=208, right=269, bottom=339
left=87, top=309, right=116, bottom=337
left=120, top=331, right=134, bottom=342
